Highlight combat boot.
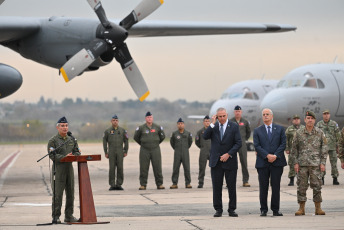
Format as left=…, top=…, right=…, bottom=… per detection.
left=314, top=202, right=325, bottom=215
left=333, top=177, right=340, bottom=185
left=157, top=185, right=165, bottom=189
left=170, top=184, right=178, bottom=189
left=139, top=185, right=146, bottom=190
left=288, top=177, right=294, bottom=186
left=295, top=201, right=305, bottom=216
left=185, top=184, right=192, bottom=189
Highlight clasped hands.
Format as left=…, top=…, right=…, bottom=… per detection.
left=267, top=154, right=277, bottom=163
left=220, top=153, right=231, bottom=162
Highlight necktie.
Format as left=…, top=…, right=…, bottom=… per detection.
left=220, top=124, right=224, bottom=140
left=267, top=126, right=272, bottom=140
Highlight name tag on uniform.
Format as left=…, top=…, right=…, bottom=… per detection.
left=239, top=122, right=244, bottom=126
left=151, top=129, right=156, bottom=133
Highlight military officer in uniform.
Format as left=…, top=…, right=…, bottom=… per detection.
left=170, top=118, right=193, bottom=189
left=285, top=114, right=304, bottom=186
left=103, top=114, right=129, bottom=191
left=195, top=115, right=211, bottom=188
left=291, top=111, right=328, bottom=216
left=48, top=116, right=80, bottom=224
left=134, top=111, right=165, bottom=190
left=338, top=128, right=344, bottom=170
left=316, top=109, right=340, bottom=185
left=229, top=105, right=251, bottom=187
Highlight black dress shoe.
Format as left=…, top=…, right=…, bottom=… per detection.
left=213, top=210, right=222, bottom=217
left=260, top=211, right=267, bottom=216
left=116, top=186, right=124, bottom=190
left=197, top=184, right=203, bottom=188
left=273, top=211, right=283, bottom=216
left=228, top=211, right=238, bottom=217
left=109, top=186, right=116, bottom=191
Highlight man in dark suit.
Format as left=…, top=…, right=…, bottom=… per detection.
left=203, top=107, right=242, bottom=217
left=253, top=108, right=287, bottom=217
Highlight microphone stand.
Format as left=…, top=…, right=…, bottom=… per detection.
left=36, top=138, right=73, bottom=226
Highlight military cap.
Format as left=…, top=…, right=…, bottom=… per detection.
left=177, top=118, right=184, bottom=123
left=204, top=115, right=210, bottom=120
left=292, top=114, right=300, bottom=119
left=145, top=111, right=152, bottom=117
left=112, top=114, right=118, bottom=119
left=305, top=111, right=316, bottom=119
left=57, top=116, right=68, bottom=123
left=234, top=105, right=242, bottom=110
left=322, top=109, right=330, bottom=114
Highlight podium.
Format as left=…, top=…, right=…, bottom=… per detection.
left=60, top=154, right=109, bottom=224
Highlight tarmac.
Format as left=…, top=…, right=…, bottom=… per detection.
left=0, top=142, right=343, bottom=230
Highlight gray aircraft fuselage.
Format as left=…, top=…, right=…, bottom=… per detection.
left=260, top=63, right=344, bottom=127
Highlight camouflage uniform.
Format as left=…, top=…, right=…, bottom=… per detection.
left=103, top=126, right=129, bottom=188
left=134, top=123, right=165, bottom=187
left=229, top=117, right=251, bottom=184
left=195, top=127, right=211, bottom=187
left=316, top=120, right=340, bottom=178
left=48, top=133, right=80, bottom=220
left=291, top=126, right=328, bottom=203
left=285, top=124, right=304, bottom=178
left=170, top=130, right=193, bottom=185
left=338, top=127, right=344, bottom=164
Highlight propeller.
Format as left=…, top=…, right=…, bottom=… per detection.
left=60, top=0, right=164, bottom=101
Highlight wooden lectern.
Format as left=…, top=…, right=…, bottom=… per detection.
left=60, top=154, right=109, bottom=224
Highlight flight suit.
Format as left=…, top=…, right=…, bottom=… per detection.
left=103, top=126, right=129, bottom=187
left=316, top=120, right=340, bottom=178
left=195, top=127, right=211, bottom=186
left=285, top=124, right=304, bottom=178
left=229, top=117, right=251, bottom=183
left=134, top=123, right=165, bottom=187
left=170, top=130, right=193, bottom=185
left=48, top=134, right=80, bottom=220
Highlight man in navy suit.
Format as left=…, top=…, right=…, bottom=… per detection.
left=203, top=107, right=242, bottom=217
left=253, top=108, right=287, bottom=217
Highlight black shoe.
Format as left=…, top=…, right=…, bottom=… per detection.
left=273, top=211, right=283, bottom=216
left=322, top=177, right=324, bottom=185
left=109, top=186, right=116, bottom=191
left=213, top=210, right=222, bottom=217
left=333, top=178, right=340, bottom=185
left=197, top=184, right=203, bottom=188
left=52, top=217, right=61, bottom=224
left=288, top=177, right=294, bottom=186
left=228, top=211, right=238, bottom=217
left=116, top=185, right=124, bottom=190
left=260, top=211, right=267, bottom=216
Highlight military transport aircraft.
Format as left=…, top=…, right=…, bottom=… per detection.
left=209, top=79, right=278, bottom=130
left=260, top=63, right=344, bottom=127
left=0, top=0, right=296, bottom=100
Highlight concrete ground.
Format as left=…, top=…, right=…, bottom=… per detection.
left=0, top=142, right=343, bottom=229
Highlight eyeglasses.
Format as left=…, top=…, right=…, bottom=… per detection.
left=262, top=113, right=271, bottom=116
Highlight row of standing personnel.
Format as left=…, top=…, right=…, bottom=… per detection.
left=103, top=107, right=251, bottom=191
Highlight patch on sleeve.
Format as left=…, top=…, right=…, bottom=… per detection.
left=136, top=127, right=139, bottom=131
left=160, top=126, right=164, bottom=130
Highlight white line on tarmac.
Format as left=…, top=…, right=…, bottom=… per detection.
left=0, top=150, right=22, bottom=192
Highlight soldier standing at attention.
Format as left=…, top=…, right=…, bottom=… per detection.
left=316, top=109, right=340, bottom=185
left=103, top=114, right=129, bottom=191
left=170, top=118, right=193, bottom=189
left=48, top=116, right=80, bottom=224
left=134, top=111, right=165, bottom=190
left=229, top=105, right=251, bottom=187
left=195, top=115, right=211, bottom=188
left=285, top=115, right=304, bottom=186
left=291, top=111, right=328, bottom=216
left=338, top=127, right=344, bottom=170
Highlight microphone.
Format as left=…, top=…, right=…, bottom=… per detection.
left=49, top=147, right=55, bottom=153
left=67, top=131, right=77, bottom=141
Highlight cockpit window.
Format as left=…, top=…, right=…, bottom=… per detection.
left=317, top=79, right=325, bottom=89
left=303, top=78, right=325, bottom=89
left=220, top=91, right=259, bottom=100
left=243, top=92, right=259, bottom=100
left=277, top=79, right=305, bottom=88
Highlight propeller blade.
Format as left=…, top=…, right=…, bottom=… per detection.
left=120, top=0, right=164, bottom=30
left=87, top=0, right=111, bottom=28
left=60, top=39, right=108, bottom=82
left=114, top=44, right=149, bottom=101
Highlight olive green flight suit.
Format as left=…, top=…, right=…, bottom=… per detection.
left=170, top=130, right=193, bottom=185
left=229, top=117, right=251, bottom=183
left=103, top=126, right=129, bottom=187
left=48, top=134, right=80, bottom=219
left=195, top=127, right=211, bottom=186
left=134, top=123, right=165, bottom=187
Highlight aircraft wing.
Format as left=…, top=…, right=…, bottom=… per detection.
left=0, top=17, right=40, bottom=43
left=127, top=20, right=296, bottom=37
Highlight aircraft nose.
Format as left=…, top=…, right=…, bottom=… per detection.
left=260, top=90, right=288, bottom=125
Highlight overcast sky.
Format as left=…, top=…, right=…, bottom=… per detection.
left=1, top=0, right=344, bottom=103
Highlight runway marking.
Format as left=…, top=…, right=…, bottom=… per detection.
left=0, top=150, right=22, bottom=192
left=140, top=194, right=159, bottom=205
left=10, top=203, right=50, bottom=207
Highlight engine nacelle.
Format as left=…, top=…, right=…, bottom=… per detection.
left=0, top=64, right=23, bottom=99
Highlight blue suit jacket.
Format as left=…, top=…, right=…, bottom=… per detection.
left=203, top=120, right=242, bottom=169
left=253, top=123, right=287, bottom=168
